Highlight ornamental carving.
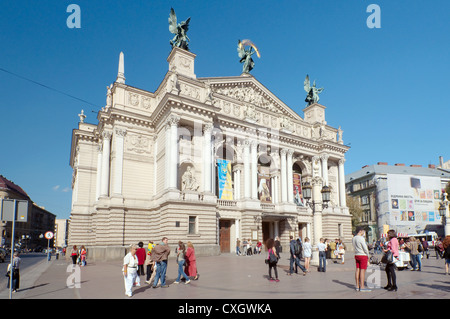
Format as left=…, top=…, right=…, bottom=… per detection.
left=180, top=83, right=200, bottom=100
left=126, top=134, right=151, bottom=154
left=128, top=92, right=140, bottom=107
left=215, top=85, right=280, bottom=115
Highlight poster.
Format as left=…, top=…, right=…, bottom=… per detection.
left=257, top=166, right=272, bottom=203
left=217, top=159, right=233, bottom=200
left=293, top=173, right=304, bottom=206
left=387, top=174, right=442, bottom=226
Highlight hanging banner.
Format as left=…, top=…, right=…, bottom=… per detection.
left=293, top=173, right=304, bottom=206
left=258, top=166, right=272, bottom=203
left=217, top=159, right=233, bottom=200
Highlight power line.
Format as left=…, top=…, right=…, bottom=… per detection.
left=0, top=67, right=101, bottom=109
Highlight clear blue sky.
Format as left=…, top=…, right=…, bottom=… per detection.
left=1, top=1, right=449, bottom=219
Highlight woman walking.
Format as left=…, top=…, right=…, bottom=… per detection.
left=266, top=238, right=279, bottom=282
left=71, top=245, right=78, bottom=265
left=303, top=237, right=312, bottom=272
left=442, top=235, right=450, bottom=275
left=174, top=241, right=191, bottom=285
left=383, top=230, right=399, bottom=291
left=185, top=241, right=199, bottom=280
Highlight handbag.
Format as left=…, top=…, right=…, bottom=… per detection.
left=381, top=250, right=394, bottom=264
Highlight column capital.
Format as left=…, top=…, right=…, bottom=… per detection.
left=250, top=140, right=258, bottom=149
left=280, top=148, right=287, bottom=156
left=320, top=154, right=329, bottom=161
left=203, top=122, right=214, bottom=133
left=167, top=114, right=180, bottom=127
left=115, top=127, right=127, bottom=137
left=102, top=130, right=112, bottom=140
left=338, top=158, right=346, bottom=165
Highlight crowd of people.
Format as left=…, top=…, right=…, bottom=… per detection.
left=122, top=237, right=199, bottom=297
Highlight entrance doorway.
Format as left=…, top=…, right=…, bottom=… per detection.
left=219, top=220, right=231, bottom=253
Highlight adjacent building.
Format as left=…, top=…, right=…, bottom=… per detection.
left=346, top=162, right=450, bottom=242
left=68, top=47, right=352, bottom=260
left=0, top=175, right=56, bottom=250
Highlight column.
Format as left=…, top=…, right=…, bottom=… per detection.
left=233, top=166, right=241, bottom=200
left=321, top=154, right=329, bottom=186
left=280, top=149, right=287, bottom=202
left=338, top=158, right=346, bottom=207
left=287, top=149, right=294, bottom=203
left=274, top=221, right=279, bottom=239
left=251, top=140, right=258, bottom=200
left=203, top=123, right=213, bottom=193
left=100, top=130, right=112, bottom=197
left=95, top=145, right=102, bottom=200
left=170, top=116, right=180, bottom=189
left=112, top=128, right=127, bottom=195
left=165, top=123, right=171, bottom=189
left=243, top=140, right=251, bottom=198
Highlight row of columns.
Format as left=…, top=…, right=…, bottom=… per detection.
left=94, top=120, right=347, bottom=208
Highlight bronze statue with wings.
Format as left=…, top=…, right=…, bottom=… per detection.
left=168, top=8, right=191, bottom=51
left=237, top=39, right=260, bottom=74
left=304, top=75, right=324, bottom=105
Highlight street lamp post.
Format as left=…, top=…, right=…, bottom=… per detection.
left=302, top=182, right=331, bottom=265
left=439, top=192, right=450, bottom=237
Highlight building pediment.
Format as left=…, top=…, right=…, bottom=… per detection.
left=199, top=75, right=304, bottom=123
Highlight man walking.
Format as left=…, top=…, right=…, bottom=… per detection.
left=151, top=237, right=171, bottom=288
left=352, top=227, right=371, bottom=292
left=289, top=236, right=307, bottom=276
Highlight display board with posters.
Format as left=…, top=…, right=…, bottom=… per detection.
left=387, top=174, right=442, bottom=226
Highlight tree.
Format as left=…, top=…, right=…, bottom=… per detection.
left=347, top=195, right=364, bottom=232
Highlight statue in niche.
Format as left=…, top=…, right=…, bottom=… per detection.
left=181, top=166, right=199, bottom=191
left=168, top=8, right=191, bottom=51
left=304, top=74, right=324, bottom=105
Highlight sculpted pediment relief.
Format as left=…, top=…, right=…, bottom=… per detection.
left=209, top=80, right=303, bottom=122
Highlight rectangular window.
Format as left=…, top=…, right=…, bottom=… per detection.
left=188, top=216, right=197, bottom=234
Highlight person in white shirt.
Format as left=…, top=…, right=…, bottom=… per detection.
left=303, top=237, right=312, bottom=272
left=317, top=238, right=327, bottom=272
left=123, top=245, right=139, bottom=297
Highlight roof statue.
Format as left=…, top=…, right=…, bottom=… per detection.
left=168, top=8, right=191, bottom=51
left=237, top=39, right=260, bottom=74
left=304, top=75, right=324, bottom=105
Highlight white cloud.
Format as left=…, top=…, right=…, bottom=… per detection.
left=52, top=185, right=60, bottom=191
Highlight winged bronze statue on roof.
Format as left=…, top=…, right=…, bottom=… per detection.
left=168, top=8, right=191, bottom=51
left=304, top=75, right=324, bottom=105
left=237, top=39, right=260, bottom=74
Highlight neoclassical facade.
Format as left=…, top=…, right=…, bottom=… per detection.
left=69, top=47, right=351, bottom=260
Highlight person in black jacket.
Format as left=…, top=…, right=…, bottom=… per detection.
left=288, top=236, right=307, bottom=276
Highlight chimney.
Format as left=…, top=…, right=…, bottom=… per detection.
left=428, top=164, right=436, bottom=169
left=377, top=162, right=388, bottom=166
left=410, top=165, right=422, bottom=168
left=395, top=163, right=405, bottom=166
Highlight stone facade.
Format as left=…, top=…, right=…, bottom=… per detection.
left=68, top=47, right=351, bottom=260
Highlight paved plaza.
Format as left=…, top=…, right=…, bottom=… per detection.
left=1, top=251, right=449, bottom=302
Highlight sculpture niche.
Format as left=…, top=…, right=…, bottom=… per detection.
left=181, top=166, right=199, bottom=192
left=168, top=8, right=191, bottom=51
